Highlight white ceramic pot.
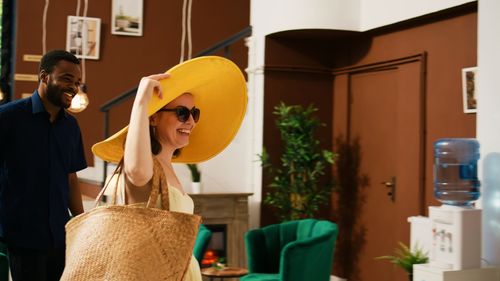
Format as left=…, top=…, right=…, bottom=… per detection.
left=116, top=19, right=129, bottom=29
left=191, top=182, right=201, bottom=194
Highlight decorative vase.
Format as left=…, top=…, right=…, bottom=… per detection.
left=115, top=19, right=130, bottom=31
left=191, top=182, right=201, bottom=194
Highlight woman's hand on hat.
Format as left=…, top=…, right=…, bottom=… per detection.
left=136, top=73, right=170, bottom=102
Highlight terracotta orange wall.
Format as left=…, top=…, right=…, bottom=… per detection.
left=13, top=0, right=250, bottom=166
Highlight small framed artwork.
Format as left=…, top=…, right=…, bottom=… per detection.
left=66, top=16, right=101, bottom=60
left=462, top=67, right=477, bottom=114
left=111, top=0, right=143, bottom=36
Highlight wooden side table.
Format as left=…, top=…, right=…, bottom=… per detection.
left=201, top=267, right=248, bottom=281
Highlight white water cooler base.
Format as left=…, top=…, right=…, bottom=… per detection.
left=413, top=264, right=499, bottom=281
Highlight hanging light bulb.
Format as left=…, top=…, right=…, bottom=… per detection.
left=68, top=83, right=89, bottom=113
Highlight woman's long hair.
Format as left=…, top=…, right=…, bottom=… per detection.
left=149, top=125, right=181, bottom=157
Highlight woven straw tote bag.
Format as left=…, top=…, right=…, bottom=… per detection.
left=61, top=159, right=201, bottom=281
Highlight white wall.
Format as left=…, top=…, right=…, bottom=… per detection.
left=191, top=112, right=253, bottom=194
left=360, top=0, right=475, bottom=30
left=477, top=0, right=500, bottom=267
left=251, top=0, right=361, bottom=38
left=250, top=0, right=476, bottom=37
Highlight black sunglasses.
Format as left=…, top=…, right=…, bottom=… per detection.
left=158, top=106, right=200, bottom=123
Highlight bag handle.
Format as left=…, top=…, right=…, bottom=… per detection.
left=147, top=158, right=170, bottom=210
left=93, top=159, right=124, bottom=207
left=93, top=158, right=170, bottom=210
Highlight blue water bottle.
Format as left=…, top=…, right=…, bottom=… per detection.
left=434, top=138, right=480, bottom=206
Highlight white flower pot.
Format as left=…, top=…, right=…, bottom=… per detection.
left=191, top=182, right=201, bottom=194
left=116, top=19, right=130, bottom=29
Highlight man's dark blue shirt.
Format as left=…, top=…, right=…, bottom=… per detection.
left=0, top=91, right=87, bottom=250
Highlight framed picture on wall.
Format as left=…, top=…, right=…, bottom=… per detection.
left=111, top=0, right=143, bottom=36
left=66, top=16, right=101, bottom=60
left=462, top=67, right=477, bottom=114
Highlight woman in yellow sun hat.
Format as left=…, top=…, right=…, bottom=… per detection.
left=91, top=56, right=247, bottom=280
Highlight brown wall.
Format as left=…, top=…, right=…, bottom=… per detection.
left=342, top=6, right=477, bottom=209
left=261, top=68, right=334, bottom=226
left=261, top=4, right=477, bottom=224
left=13, top=0, right=250, bottom=166
left=261, top=34, right=341, bottom=225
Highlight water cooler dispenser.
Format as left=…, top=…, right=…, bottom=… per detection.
left=412, top=138, right=498, bottom=281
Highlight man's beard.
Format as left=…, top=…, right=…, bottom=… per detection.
left=46, top=82, right=71, bottom=109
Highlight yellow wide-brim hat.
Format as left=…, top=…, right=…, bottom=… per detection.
left=91, top=56, right=247, bottom=164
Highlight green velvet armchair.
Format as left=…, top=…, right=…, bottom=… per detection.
left=193, top=224, right=212, bottom=266
left=242, top=219, right=339, bottom=281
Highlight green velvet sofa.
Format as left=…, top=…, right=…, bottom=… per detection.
left=242, top=219, right=339, bottom=281
left=193, top=224, right=212, bottom=266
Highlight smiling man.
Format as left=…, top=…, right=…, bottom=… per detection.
left=0, top=50, right=87, bottom=281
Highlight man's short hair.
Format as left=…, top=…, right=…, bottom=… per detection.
left=39, top=50, right=80, bottom=74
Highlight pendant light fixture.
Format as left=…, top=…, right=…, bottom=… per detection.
left=180, top=0, right=193, bottom=63
left=68, top=0, right=89, bottom=113
left=69, top=82, right=89, bottom=113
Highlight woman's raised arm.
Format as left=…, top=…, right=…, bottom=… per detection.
left=124, top=73, right=170, bottom=186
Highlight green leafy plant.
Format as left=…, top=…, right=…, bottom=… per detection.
left=212, top=257, right=227, bottom=270
left=187, top=164, right=201, bottom=182
left=259, top=102, right=336, bottom=221
left=376, top=242, right=429, bottom=275
left=116, top=5, right=128, bottom=20
left=115, top=15, right=128, bottom=20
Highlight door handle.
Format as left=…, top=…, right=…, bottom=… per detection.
left=381, top=176, right=396, bottom=202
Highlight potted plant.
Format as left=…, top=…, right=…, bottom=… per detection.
left=187, top=164, right=201, bottom=193
left=115, top=15, right=130, bottom=30
left=260, top=102, right=336, bottom=221
left=115, top=6, right=130, bottom=30
left=375, top=242, right=429, bottom=281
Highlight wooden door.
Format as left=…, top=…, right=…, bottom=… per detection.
left=347, top=61, right=424, bottom=281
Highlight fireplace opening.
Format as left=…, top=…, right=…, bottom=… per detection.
left=200, top=224, right=227, bottom=268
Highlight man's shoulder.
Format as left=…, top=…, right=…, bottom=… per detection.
left=0, top=98, right=30, bottom=117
